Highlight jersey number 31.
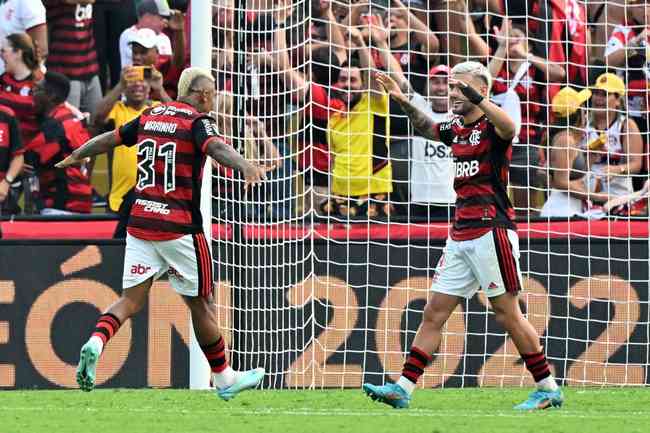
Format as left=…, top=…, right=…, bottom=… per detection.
left=136, top=139, right=177, bottom=193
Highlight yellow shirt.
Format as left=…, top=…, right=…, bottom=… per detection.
left=328, top=92, right=391, bottom=197
left=107, top=100, right=159, bottom=212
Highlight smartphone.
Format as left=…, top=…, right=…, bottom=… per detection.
left=131, top=66, right=152, bottom=81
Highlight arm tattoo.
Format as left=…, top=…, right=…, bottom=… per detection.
left=398, top=80, right=412, bottom=96
left=205, top=138, right=250, bottom=173
left=395, top=98, right=439, bottom=142
left=76, top=131, right=118, bottom=159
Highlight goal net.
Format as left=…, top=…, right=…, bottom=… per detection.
left=206, top=0, right=650, bottom=388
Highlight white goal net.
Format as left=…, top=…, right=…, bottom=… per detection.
left=206, top=0, right=650, bottom=388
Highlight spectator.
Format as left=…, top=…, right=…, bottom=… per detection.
left=488, top=21, right=565, bottom=213
left=93, top=0, right=137, bottom=91
left=250, top=1, right=346, bottom=216
left=212, top=91, right=280, bottom=220
left=432, top=0, right=490, bottom=65
left=386, top=0, right=439, bottom=94
left=326, top=28, right=392, bottom=218
left=212, top=0, right=234, bottom=90
left=541, top=87, right=603, bottom=217
left=411, top=65, right=455, bottom=217
left=604, top=1, right=649, bottom=118
left=0, top=33, right=42, bottom=144
left=603, top=0, right=650, bottom=191
left=92, top=68, right=160, bottom=213
left=0, top=0, right=47, bottom=74
left=127, top=28, right=174, bottom=102
left=527, top=0, right=588, bottom=93
left=385, top=60, right=455, bottom=219
left=310, top=0, right=347, bottom=63
left=582, top=73, right=643, bottom=199
left=587, top=0, right=626, bottom=62
left=119, top=0, right=171, bottom=68
left=45, top=0, right=103, bottom=115
left=24, top=72, right=92, bottom=214
left=0, top=104, right=24, bottom=214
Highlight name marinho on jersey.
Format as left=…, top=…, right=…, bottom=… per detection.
left=143, top=120, right=178, bottom=134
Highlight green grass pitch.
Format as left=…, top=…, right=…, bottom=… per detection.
left=2, top=388, right=649, bottom=433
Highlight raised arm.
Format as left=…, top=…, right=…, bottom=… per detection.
left=251, top=3, right=309, bottom=103
left=488, top=20, right=510, bottom=79
left=349, top=26, right=380, bottom=92
left=91, top=68, right=134, bottom=127
left=370, top=16, right=408, bottom=92
left=375, top=72, right=440, bottom=141
left=317, top=1, right=347, bottom=63
left=167, top=10, right=187, bottom=70
left=393, top=0, right=439, bottom=61
left=450, top=78, right=516, bottom=140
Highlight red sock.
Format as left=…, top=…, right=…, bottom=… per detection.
left=522, top=351, right=551, bottom=382
left=401, top=346, right=432, bottom=384
left=91, top=313, right=121, bottom=346
left=201, top=337, right=228, bottom=373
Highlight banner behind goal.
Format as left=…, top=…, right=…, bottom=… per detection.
left=203, top=0, right=650, bottom=388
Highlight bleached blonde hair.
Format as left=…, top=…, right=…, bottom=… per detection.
left=177, top=67, right=215, bottom=99
left=451, top=61, right=492, bottom=91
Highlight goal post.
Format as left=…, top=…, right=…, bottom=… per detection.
left=196, top=0, right=650, bottom=389
left=191, top=0, right=213, bottom=390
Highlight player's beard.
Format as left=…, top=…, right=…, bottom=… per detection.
left=450, top=98, right=474, bottom=116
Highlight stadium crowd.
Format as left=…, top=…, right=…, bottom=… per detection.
left=0, top=0, right=649, bottom=226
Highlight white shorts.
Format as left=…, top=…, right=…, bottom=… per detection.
left=431, top=228, right=523, bottom=298
left=122, top=232, right=213, bottom=298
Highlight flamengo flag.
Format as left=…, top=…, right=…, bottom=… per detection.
left=531, top=0, right=588, bottom=100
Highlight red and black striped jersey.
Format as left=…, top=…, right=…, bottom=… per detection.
left=45, top=1, right=99, bottom=81
left=0, top=104, right=24, bottom=181
left=0, top=72, right=40, bottom=144
left=436, top=115, right=516, bottom=241
left=25, top=103, right=92, bottom=213
left=118, top=101, right=219, bottom=241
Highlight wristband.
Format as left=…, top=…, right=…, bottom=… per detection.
left=460, top=84, right=484, bottom=105
left=4, top=175, right=14, bottom=184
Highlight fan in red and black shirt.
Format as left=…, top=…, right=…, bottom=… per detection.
left=365, top=63, right=563, bottom=411
left=56, top=67, right=268, bottom=397
left=0, top=104, right=24, bottom=214
left=0, top=33, right=42, bottom=144
left=45, top=0, right=102, bottom=113
left=24, top=72, right=92, bottom=214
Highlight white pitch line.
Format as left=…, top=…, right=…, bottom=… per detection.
left=3, top=406, right=650, bottom=420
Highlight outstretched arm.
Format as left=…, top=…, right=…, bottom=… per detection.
left=375, top=72, right=440, bottom=142
left=204, top=137, right=268, bottom=190
left=55, top=131, right=118, bottom=168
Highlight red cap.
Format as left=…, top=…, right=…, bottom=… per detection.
left=429, top=65, right=450, bottom=77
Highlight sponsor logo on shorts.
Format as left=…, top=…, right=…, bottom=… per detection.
left=135, top=199, right=171, bottom=215
left=130, top=264, right=151, bottom=275
left=487, top=282, right=498, bottom=290
left=167, top=267, right=184, bottom=281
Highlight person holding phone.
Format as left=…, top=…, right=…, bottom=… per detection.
left=92, top=66, right=161, bottom=218
left=127, top=28, right=173, bottom=103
